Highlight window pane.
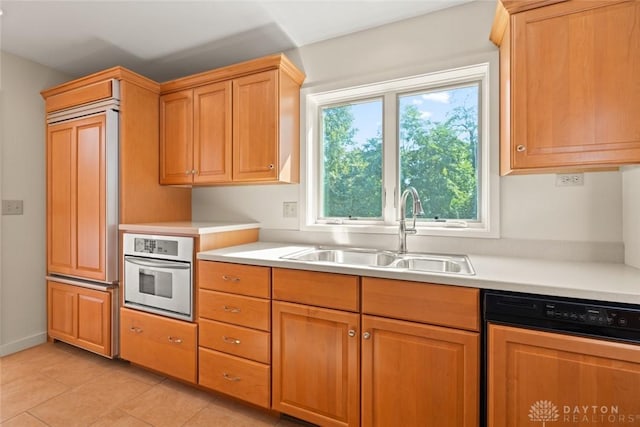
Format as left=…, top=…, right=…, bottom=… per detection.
left=320, top=99, right=383, bottom=219
left=398, top=84, right=479, bottom=221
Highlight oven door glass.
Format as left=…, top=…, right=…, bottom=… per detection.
left=124, top=255, right=192, bottom=319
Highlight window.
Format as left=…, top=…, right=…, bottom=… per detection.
left=305, top=63, right=496, bottom=237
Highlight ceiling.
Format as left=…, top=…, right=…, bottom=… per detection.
left=0, top=0, right=471, bottom=82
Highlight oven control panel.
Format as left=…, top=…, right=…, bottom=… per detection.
left=134, top=237, right=179, bottom=256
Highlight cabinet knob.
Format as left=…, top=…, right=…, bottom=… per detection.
left=348, top=329, right=356, bottom=337
left=222, top=275, right=240, bottom=283
left=363, top=332, right=371, bottom=340
left=185, top=170, right=191, bottom=175
left=129, top=326, right=142, bottom=334
left=268, top=164, right=274, bottom=170
left=168, top=336, right=183, bottom=344
left=192, top=169, right=197, bottom=175
left=516, top=145, right=526, bottom=152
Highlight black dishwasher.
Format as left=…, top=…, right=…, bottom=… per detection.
left=483, top=290, right=640, bottom=427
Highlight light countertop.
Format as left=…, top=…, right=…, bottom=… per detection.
left=119, top=221, right=260, bottom=235
left=197, top=241, right=640, bottom=304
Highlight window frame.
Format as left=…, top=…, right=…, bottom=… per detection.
left=301, top=62, right=499, bottom=238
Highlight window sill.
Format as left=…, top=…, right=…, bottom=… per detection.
left=301, top=222, right=500, bottom=239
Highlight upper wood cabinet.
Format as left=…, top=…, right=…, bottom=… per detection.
left=160, top=81, right=233, bottom=184
left=159, top=54, right=304, bottom=185
left=491, top=0, right=640, bottom=175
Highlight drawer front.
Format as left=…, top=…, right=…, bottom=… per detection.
left=120, top=308, right=197, bottom=382
left=198, top=261, right=270, bottom=298
left=199, top=290, right=270, bottom=331
left=272, top=268, right=360, bottom=312
left=199, top=347, right=270, bottom=409
left=199, top=318, right=270, bottom=363
left=362, top=277, right=480, bottom=332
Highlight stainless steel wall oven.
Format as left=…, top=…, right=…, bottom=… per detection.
left=123, top=233, right=194, bottom=321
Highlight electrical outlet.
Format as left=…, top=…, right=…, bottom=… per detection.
left=555, top=173, right=584, bottom=187
left=283, top=201, right=298, bottom=218
left=2, top=200, right=24, bottom=215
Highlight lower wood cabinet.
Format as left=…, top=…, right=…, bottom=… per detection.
left=272, top=300, right=361, bottom=427
left=197, top=261, right=272, bottom=408
left=488, top=323, right=640, bottom=427
left=361, top=315, right=479, bottom=427
left=120, top=307, right=197, bottom=383
left=199, top=347, right=270, bottom=408
left=47, top=280, right=113, bottom=357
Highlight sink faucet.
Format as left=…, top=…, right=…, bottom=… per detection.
left=398, top=187, right=424, bottom=254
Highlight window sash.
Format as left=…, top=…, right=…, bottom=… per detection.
left=305, top=62, right=494, bottom=236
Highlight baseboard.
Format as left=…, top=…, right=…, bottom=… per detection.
left=0, top=332, right=47, bottom=357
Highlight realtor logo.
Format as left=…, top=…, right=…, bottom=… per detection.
left=529, top=400, right=560, bottom=426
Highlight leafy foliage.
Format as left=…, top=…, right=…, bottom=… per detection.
left=321, top=98, right=478, bottom=220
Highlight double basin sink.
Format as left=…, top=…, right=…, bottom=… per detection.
left=281, top=246, right=474, bottom=275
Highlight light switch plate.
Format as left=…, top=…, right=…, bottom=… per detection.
left=283, top=201, right=298, bottom=218
left=2, top=200, right=24, bottom=215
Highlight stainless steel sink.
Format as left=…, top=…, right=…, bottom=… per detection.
left=281, top=247, right=474, bottom=275
left=281, top=247, right=398, bottom=267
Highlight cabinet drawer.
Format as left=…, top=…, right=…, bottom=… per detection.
left=198, top=261, right=270, bottom=298
left=272, top=268, right=359, bottom=312
left=199, top=347, right=270, bottom=409
left=362, top=278, right=480, bottom=332
left=199, top=290, right=270, bottom=331
left=199, top=318, right=270, bottom=363
left=120, top=308, right=197, bottom=383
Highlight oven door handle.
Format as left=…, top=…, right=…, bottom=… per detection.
left=125, top=256, right=191, bottom=270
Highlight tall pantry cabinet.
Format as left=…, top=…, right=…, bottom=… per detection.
left=42, top=68, right=192, bottom=357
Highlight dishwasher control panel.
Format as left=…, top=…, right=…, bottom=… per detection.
left=543, top=302, right=640, bottom=330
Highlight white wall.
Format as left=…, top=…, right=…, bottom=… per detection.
left=623, top=166, right=640, bottom=268
left=193, top=1, right=624, bottom=262
left=0, top=51, right=71, bottom=355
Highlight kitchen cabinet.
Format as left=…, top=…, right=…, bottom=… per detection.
left=197, top=261, right=272, bottom=408
left=491, top=0, right=640, bottom=175
left=159, top=54, right=304, bottom=185
left=47, top=280, right=113, bottom=357
left=47, top=114, right=108, bottom=281
left=361, top=278, right=479, bottom=427
left=120, top=307, right=197, bottom=383
left=488, top=323, right=640, bottom=426
left=43, top=67, right=192, bottom=357
left=160, top=81, right=232, bottom=184
left=272, top=269, right=360, bottom=427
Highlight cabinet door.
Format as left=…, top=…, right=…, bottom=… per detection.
left=488, top=323, right=640, bottom=427
left=361, top=315, right=479, bottom=427
left=232, top=70, right=279, bottom=182
left=76, top=288, right=111, bottom=355
left=272, top=301, right=360, bottom=427
left=508, top=1, right=640, bottom=172
left=47, top=114, right=107, bottom=281
left=48, top=281, right=78, bottom=342
left=193, top=81, right=232, bottom=183
left=160, top=90, right=193, bottom=184
left=47, top=281, right=112, bottom=356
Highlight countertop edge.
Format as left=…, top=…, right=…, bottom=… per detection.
left=196, top=242, right=640, bottom=305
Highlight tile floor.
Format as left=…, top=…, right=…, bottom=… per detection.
left=0, top=342, right=307, bottom=427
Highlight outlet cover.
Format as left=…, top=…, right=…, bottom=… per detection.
left=283, top=201, right=298, bottom=218
left=555, top=173, right=584, bottom=187
left=2, top=200, right=24, bottom=215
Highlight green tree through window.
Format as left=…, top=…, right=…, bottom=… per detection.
left=321, top=83, right=479, bottom=222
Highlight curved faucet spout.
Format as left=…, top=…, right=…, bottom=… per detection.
left=398, top=187, right=424, bottom=254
